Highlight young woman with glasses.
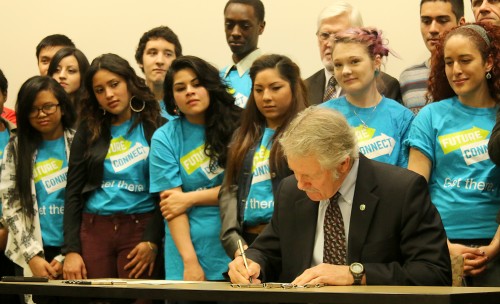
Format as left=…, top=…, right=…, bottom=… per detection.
left=0, top=76, right=76, bottom=302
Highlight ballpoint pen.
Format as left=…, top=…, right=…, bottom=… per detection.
left=237, top=239, right=253, bottom=283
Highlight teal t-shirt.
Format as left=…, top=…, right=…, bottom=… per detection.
left=0, top=128, right=9, bottom=160
left=244, top=128, right=275, bottom=226
left=220, top=68, right=251, bottom=108
left=405, top=96, right=500, bottom=240
left=150, top=118, right=230, bottom=280
left=34, top=137, right=67, bottom=247
left=159, top=99, right=177, bottom=121
left=0, top=128, right=10, bottom=217
left=321, top=96, right=414, bottom=167
left=85, top=119, right=155, bottom=215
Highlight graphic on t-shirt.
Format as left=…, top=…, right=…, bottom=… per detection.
left=354, top=126, right=395, bottom=159
left=234, top=92, right=248, bottom=109
left=438, top=127, right=490, bottom=165
left=106, top=136, right=149, bottom=172
left=33, top=158, right=67, bottom=194
left=180, top=144, right=223, bottom=180
left=252, top=145, right=271, bottom=185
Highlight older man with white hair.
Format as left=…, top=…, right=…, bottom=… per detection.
left=228, top=107, right=451, bottom=286
left=305, top=1, right=402, bottom=105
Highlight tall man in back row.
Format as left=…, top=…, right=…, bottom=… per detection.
left=220, top=0, right=265, bottom=108
left=399, top=0, right=464, bottom=114
left=228, top=107, right=451, bottom=286
left=306, top=1, right=402, bottom=105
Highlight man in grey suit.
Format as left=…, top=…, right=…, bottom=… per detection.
left=228, top=107, right=451, bottom=286
left=306, top=1, right=402, bottom=105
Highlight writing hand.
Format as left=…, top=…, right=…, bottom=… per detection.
left=228, top=256, right=261, bottom=284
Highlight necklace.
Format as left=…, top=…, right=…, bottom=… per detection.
left=351, top=104, right=378, bottom=129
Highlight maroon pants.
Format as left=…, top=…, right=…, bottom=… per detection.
left=80, top=212, right=153, bottom=279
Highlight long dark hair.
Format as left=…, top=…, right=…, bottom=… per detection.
left=163, top=55, right=241, bottom=171
left=224, top=54, right=308, bottom=186
left=11, top=76, right=76, bottom=219
left=83, top=53, right=160, bottom=145
left=47, top=47, right=90, bottom=117
left=428, top=22, right=500, bottom=103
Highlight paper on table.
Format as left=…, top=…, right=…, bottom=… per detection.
left=128, top=280, right=203, bottom=285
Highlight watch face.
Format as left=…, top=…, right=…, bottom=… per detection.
left=351, top=263, right=363, bottom=274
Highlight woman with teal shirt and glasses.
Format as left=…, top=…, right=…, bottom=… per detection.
left=150, top=56, right=241, bottom=282
left=0, top=76, right=76, bottom=303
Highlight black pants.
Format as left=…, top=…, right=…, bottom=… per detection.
left=0, top=250, right=22, bottom=304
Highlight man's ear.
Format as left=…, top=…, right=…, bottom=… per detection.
left=458, top=16, right=466, bottom=26
left=338, top=156, right=351, bottom=174
left=259, top=21, right=266, bottom=35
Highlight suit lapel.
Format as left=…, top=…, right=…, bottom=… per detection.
left=306, top=70, right=326, bottom=105
left=347, top=155, right=379, bottom=263
left=294, top=195, right=319, bottom=269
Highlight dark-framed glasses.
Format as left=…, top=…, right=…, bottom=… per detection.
left=29, top=103, right=60, bottom=118
left=317, top=31, right=336, bottom=41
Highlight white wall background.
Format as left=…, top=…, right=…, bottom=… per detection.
left=0, top=0, right=474, bottom=108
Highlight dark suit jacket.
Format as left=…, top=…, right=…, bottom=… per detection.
left=488, top=109, right=500, bottom=166
left=305, top=68, right=402, bottom=105
left=246, top=155, right=451, bottom=286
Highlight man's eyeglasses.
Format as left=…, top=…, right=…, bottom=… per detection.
left=317, top=31, right=336, bottom=41
left=29, top=103, right=60, bottom=118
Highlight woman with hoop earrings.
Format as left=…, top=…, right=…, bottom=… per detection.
left=63, top=54, right=165, bottom=289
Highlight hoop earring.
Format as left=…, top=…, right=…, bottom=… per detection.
left=486, top=72, right=492, bottom=80
left=130, top=96, right=146, bottom=113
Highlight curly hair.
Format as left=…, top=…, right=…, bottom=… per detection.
left=12, top=76, right=76, bottom=219
left=82, top=53, right=160, bottom=145
left=333, top=27, right=392, bottom=60
left=224, top=54, right=308, bottom=186
left=332, top=27, right=397, bottom=94
left=428, top=22, right=500, bottom=103
left=163, top=55, right=241, bottom=172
